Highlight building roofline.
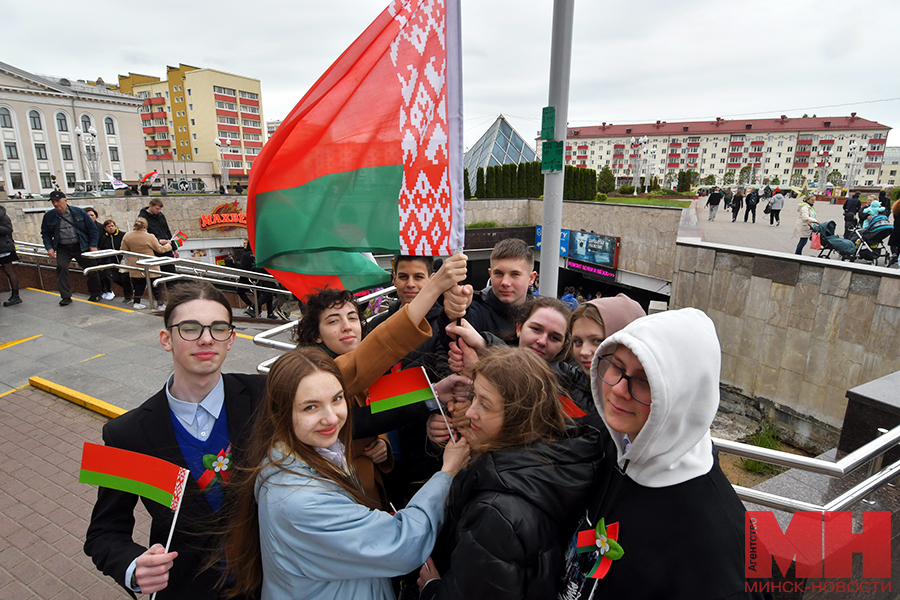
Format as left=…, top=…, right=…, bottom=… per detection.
left=559, top=114, right=889, bottom=140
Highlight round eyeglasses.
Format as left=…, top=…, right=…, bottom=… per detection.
left=167, top=320, right=235, bottom=342
left=597, top=355, right=651, bottom=406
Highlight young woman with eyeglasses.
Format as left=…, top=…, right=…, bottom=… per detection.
left=559, top=309, right=769, bottom=600
left=416, top=346, right=605, bottom=600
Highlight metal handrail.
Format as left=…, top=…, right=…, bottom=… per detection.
left=252, top=286, right=398, bottom=373
left=712, top=423, right=900, bottom=477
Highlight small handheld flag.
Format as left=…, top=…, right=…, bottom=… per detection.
left=79, top=442, right=188, bottom=511
left=368, top=367, right=436, bottom=414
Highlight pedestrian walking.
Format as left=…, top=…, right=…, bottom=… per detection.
left=0, top=203, right=22, bottom=306
left=731, top=189, right=743, bottom=222
left=843, top=192, right=862, bottom=239
left=744, top=189, right=759, bottom=223
left=793, top=196, right=818, bottom=255
left=768, top=192, right=785, bottom=226
left=40, top=191, right=102, bottom=305
left=705, top=188, right=722, bottom=221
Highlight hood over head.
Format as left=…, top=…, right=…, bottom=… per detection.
left=590, top=308, right=719, bottom=488
left=586, top=294, right=646, bottom=339
left=773, top=193, right=784, bottom=201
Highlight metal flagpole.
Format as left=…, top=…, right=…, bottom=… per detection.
left=539, top=0, right=574, bottom=298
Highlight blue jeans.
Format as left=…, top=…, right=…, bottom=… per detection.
left=795, top=237, right=808, bottom=255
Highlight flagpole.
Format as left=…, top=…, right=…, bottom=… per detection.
left=150, top=473, right=188, bottom=600
left=424, top=373, right=457, bottom=443
left=539, top=0, right=575, bottom=299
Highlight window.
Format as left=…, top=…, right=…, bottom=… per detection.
left=4, top=142, right=18, bottom=159
left=243, top=133, right=260, bottom=141
left=187, top=88, right=191, bottom=96
left=217, top=116, right=237, bottom=125
left=242, top=119, right=260, bottom=128
left=65, top=172, right=76, bottom=187
left=156, top=132, right=169, bottom=140
left=56, top=113, right=68, bottom=131
left=105, top=117, right=115, bottom=135
left=787, top=146, right=792, bottom=152
left=10, top=173, right=24, bottom=189
left=165, top=91, right=169, bottom=99
left=109, top=146, right=120, bottom=161
left=195, top=147, right=199, bottom=154
left=29, top=110, right=42, bottom=130
left=155, top=92, right=162, bottom=97
left=867, top=168, right=876, bottom=175
left=35, top=144, right=48, bottom=160
left=136, top=91, right=151, bottom=99
left=245, top=147, right=260, bottom=155
left=218, top=130, right=240, bottom=139
left=190, top=119, right=195, bottom=126
left=214, top=85, right=236, bottom=96
left=240, top=104, right=260, bottom=114
left=188, top=104, right=193, bottom=111
left=0, top=107, right=12, bottom=128
left=216, top=101, right=237, bottom=110
left=81, top=115, right=92, bottom=131
left=239, top=90, right=259, bottom=100
left=153, top=118, right=166, bottom=126
left=40, top=172, right=53, bottom=188
left=192, top=133, right=197, bottom=140
left=61, top=144, right=73, bottom=160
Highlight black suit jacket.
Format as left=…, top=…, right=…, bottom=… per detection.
left=84, top=373, right=265, bottom=600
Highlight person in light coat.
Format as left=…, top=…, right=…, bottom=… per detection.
left=792, top=196, right=818, bottom=254
left=767, top=192, right=785, bottom=227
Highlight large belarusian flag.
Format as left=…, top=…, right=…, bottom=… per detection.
left=248, top=0, right=464, bottom=299
left=79, top=442, right=189, bottom=511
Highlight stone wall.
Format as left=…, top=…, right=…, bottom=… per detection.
left=672, top=240, right=900, bottom=447
left=5, top=195, right=249, bottom=245
left=464, top=198, right=533, bottom=226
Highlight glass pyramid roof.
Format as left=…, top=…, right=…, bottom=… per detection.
left=463, top=115, right=537, bottom=191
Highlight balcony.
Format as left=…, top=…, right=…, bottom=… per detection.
left=819, top=139, right=834, bottom=145
left=667, top=162, right=680, bottom=168
left=140, top=111, right=167, bottom=120
left=669, top=143, right=682, bottom=147
left=144, top=139, right=171, bottom=147
left=795, top=151, right=811, bottom=157
left=870, top=138, right=887, bottom=144
left=730, top=141, right=744, bottom=146
left=750, top=141, right=765, bottom=146
left=867, top=150, right=884, bottom=156
left=143, top=97, right=165, bottom=106
left=147, top=153, right=173, bottom=160
left=793, top=162, right=809, bottom=168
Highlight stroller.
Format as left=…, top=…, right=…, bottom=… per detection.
left=851, top=214, right=893, bottom=266
left=812, top=221, right=857, bottom=261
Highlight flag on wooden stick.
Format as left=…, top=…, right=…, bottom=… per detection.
left=247, top=0, right=464, bottom=299
left=79, top=442, right=188, bottom=511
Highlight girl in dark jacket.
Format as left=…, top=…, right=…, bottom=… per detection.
left=0, top=204, right=21, bottom=306
left=98, top=219, right=133, bottom=302
left=418, top=346, right=606, bottom=600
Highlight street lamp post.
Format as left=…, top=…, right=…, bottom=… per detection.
left=816, top=150, right=830, bottom=198
left=646, top=151, right=656, bottom=193
left=74, top=125, right=101, bottom=195
left=214, top=137, right=231, bottom=191
left=845, top=140, right=857, bottom=193
left=630, top=135, right=648, bottom=195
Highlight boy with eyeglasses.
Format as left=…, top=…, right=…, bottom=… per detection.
left=85, top=282, right=265, bottom=600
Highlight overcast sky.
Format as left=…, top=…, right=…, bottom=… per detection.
left=6, top=0, right=900, bottom=150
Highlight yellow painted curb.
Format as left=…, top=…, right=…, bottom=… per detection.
left=27, top=288, right=135, bottom=313
left=29, top=376, right=126, bottom=419
left=0, top=334, right=42, bottom=351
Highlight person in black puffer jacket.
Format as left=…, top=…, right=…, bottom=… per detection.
left=418, top=346, right=607, bottom=600
left=98, top=219, right=133, bottom=302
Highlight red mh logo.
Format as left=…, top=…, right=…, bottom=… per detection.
left=746, top=511, right=892, bottom=579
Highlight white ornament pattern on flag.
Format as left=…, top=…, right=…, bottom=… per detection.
left=390, top=0, right=451, bottom=255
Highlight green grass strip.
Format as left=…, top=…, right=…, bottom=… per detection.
left=370, top=387, right=435, bottom=414
left=79, top=470, right=174, bottom=508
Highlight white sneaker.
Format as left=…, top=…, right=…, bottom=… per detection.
left=103, top=292, right=114, bottom=300
left=133, top=303, right=146, bottom=310
left=156, top=303, right=166, bottom=311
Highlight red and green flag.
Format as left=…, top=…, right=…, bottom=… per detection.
left=247, top=0, right=464, bottom=299
left=79, top=442, right=189, bottom=511
left=367, top=366, right=436, bottom=414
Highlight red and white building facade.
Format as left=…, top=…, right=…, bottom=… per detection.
left=560, top=114, right=891, bottom=188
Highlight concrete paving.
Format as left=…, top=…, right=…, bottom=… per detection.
left=0, top=288, right=292, bottom=411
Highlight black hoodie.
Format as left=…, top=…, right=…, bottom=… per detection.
left=421, top=425, right=607, bottom=600
left=0, top=205, right=14, bottom=254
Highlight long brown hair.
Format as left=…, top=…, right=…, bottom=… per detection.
left=468, top=346, right=567, bottom=454
left=218, top=347, right=377, bottom=598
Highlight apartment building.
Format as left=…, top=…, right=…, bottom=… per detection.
left=559, top=114, right=890, bottom=189
left=119, top=65, right=265, bottom=189
left=0, top=61, right=143, bottom=198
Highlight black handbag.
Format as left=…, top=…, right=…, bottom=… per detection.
left=763, top=203, right=772, bottom=214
